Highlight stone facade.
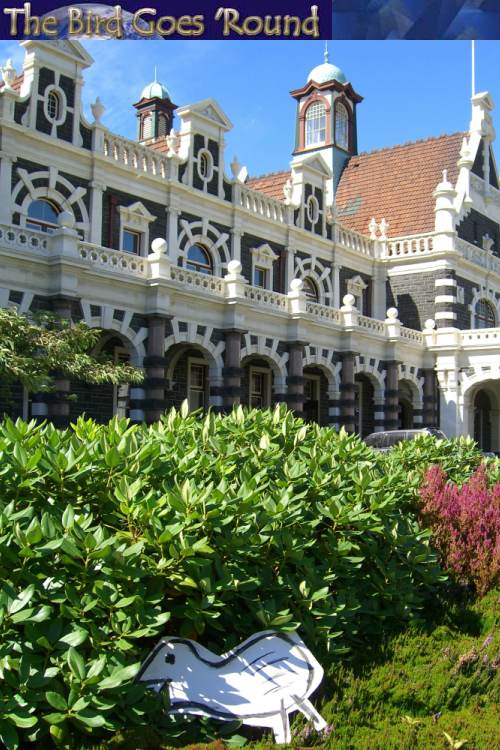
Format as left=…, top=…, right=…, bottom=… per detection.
left=1, top=41, right=500, bottom=448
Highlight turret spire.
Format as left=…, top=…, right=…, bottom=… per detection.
left=324, top=41, right=329, bottom=64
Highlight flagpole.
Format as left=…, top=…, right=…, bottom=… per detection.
left=472, top=40, right=475, bottom=97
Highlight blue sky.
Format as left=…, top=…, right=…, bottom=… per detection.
left=1, top=40, right=499, bottom=176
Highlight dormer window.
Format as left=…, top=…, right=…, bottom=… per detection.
left=305, top=102, right=326, bottom=147
left=335, top=101, right=349, bottom=151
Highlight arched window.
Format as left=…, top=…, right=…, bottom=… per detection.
left=305, top=102, right=326, bottom=147
left=158, top=114, right=168, bottom=137
left=302, top=277, right=319, bottom=303
left=335, top=101, right=349, bottom=151
left=47, top=90, right=60, bottom=121
left=141, top=113, right=153, bottom=140
left=26, top=199, right=60, bottom=234
left=186, top=244, right=213, bottom=275
left=474, top=299, right=497, bottom=328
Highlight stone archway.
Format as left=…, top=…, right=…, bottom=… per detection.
left=463, top=379, right=500, bottom=452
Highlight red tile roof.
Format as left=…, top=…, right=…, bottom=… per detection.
left=246, top=170, right=291, bottom=201
left=245, top=132, right=465, bottom=238
left=336, top=132, right=465, bottom=237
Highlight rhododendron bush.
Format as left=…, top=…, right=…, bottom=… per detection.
left=419, top=464, right=500, bottom=595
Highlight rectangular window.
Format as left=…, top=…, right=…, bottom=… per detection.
left=188, top=359, right=207, bottom=411
left=254, top=267, right=267, bottom=288
left=122, top=229, right=141, bottom=255
left=249, top=368, right=270, bottom=409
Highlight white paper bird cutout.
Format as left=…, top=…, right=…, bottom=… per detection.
left=137, top=629, right=326, bottom=743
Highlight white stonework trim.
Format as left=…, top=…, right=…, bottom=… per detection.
left=240, top=334, right=288, bottom=379
left=164, top=321, right=225, bottom=377
left=434, top=278, right=457, bottom=287
left=397, top=365, right=424, bottom=408
left=303, top=347, right=341, bottom=390
left=353, top=357, right=386, bottom=402
left=80, top=302, right=146, bottom=365
left=435, top=311, right=458, bottom=320
left=435, top=295, right=456, bottom=304
left=13, top=167, right=90, bottom=238
left=469, top=288, right=500, bottom=323
left=250, top=243, right=278, bottom=289
left=118, top=201, right=156, bottom=257
left=294, top=255, right=333, bottom=305
left=178, top=219, right=230, bottom=277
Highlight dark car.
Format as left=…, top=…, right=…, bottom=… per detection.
left=364, top=428, right=447, bottom=451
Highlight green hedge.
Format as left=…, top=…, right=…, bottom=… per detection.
left=0, top=406, right=476, bottom=748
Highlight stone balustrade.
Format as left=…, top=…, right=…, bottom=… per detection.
left=0, top=223, right=49, bottom=254
left=79, top=242, right=147, bottom=277
left=383, top=233, right=435, bottom=258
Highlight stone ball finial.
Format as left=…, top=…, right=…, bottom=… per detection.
left=424, top=318, right=436, bottom=330
left=342, top=293, right=356, bottom=307
left=58, top=211, right=75, bottom=229
left=151, top=237, right=167, bottom=255
left=386, top=307, right=399, bottom=320
left=290, top=278, right=304, bottom=292
left=227, top=259, right=242, bottom=275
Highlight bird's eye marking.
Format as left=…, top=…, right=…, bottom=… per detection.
left=165, top=653, right=176, bottom=664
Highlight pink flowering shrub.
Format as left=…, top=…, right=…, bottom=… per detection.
left=419, top=464, right=500, bottom=595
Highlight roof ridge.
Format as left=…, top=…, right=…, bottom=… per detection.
left=247, top=169, right=290, bottom=181
left=356, top=131, right=466, bottom=158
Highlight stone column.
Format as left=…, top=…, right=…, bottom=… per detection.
left=287, top=341, right=305, bottom=417
left=340, top=352, right=356, bottom=433
left=47, top=296, right=74, bottom=428
left=332, top=263, right=341, bottom=308
left=167, top=207, right=179, bottom=262
left=144, top=315, right=169, bottom=423
left=384, top=360, right=400, bottom=430
left=0, top=152, right=16, bottom=224
left=422, top=368, right=438, bottom=428
left=89, top=181, right=105, bottom=245
left=222, top=329, right=244, bottom=411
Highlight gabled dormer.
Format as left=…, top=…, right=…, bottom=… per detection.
left=176, top=98, right=232, bottom=198
left=15, top=40, right=93, bottom=146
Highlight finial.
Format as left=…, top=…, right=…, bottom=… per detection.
left=324, top=41, right=329, bottom=64
left=442, top=169, right=448, bottom=182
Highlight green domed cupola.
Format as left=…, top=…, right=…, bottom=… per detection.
left=133, top=68, right=177, bottom=143
left=308, top=49, right=347, bottom=85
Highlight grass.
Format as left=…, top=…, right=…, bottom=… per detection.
left=78, top=591, right=499, bottom=750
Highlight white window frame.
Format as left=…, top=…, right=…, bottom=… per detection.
left=334, top=101, right=350, bottom=151
left=249, top=366, right=272, bottom=409
left=188, top=357, right=208, bottom=412
left=43, top=85, right=67, bottom=127
left=347, top=275, right=367, bottom=314
left=304, top=374, right=321, bottom=423
left=305, top=101, right=327, bottom=147
left=306, top=195, right=320, bottom=225
left=197, top=148, right=214, bottom=183
left=250, top=243, right=278, bottom=291
left=118, top=201, right=156, bottom=257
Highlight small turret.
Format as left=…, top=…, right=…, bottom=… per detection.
left=133, top=68, right=177, bottom=143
